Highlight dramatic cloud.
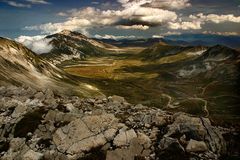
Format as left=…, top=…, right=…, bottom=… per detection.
left=22, top=0, right=240, bottom=35
left=15, top=35, right=53, bottom=54
left=24, top=1, right=178, bottom=34
left=94, top=34, right=137, bottom=40
left=2, top=0, right=31, bottom=8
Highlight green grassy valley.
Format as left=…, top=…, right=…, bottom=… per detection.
left=62, top=46, right=240, bottom=127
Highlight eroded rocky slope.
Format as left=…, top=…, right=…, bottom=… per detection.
left=0, top=86, right=238, bottom=160
left=0, top=37, right=102, bottom=97
left=42, top=30, right=117, bottom=65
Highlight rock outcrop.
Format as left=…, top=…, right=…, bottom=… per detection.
left=0, top=86, right=238, bottom=160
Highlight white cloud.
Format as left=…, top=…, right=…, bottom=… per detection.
left=15, top=35, right=53, bottom=54
left=91, top=1, right=99, bottom=5
left=190, top=13, right=240, bottom=23
left=24, top=2, right=178, bottom=33
left=167, top=13, right=240, bottom=31
left=25, top=18, right=92, bottom=35
left=3, top=0, right=31, bottom=8
left=168, top=21, right=202, bottom=30
left=25, top=0, right=50, bottom=4
left=152, top=35, right=164, bottom=38
left=94, top=34, right=137, bottom=40
left=153, top=31, right=181, bottom=38
left=2, top=0, right=50, bottom=8
left=142, top=0, right=191, bottom=10
left=57, top=12, right=68, bottom=16
left=202, top=31, right=239, bottom=36
left=163, top=31, right=182, bottom=35
left=117, top=25, right=149, bottom=30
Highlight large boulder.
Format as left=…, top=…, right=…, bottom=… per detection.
left=159, top=113, right=226, bottom=158
left=53, top=114, right=120, bottom=156
left=113, top=129, right=137, bottom=147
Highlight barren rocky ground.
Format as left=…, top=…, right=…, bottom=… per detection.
left=0, top=86, right=239, bottom=160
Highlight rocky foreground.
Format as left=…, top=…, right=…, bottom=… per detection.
left=0, top=86, right=239, bottom=160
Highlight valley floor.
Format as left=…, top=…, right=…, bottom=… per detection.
left=61, top=47, right=240, bottom=128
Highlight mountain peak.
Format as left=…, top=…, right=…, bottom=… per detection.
left=59, top=29, right=72, bottom=35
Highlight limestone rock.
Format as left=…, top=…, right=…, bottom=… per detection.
left=53, top=118, right=94, bottom=153
left=23, top=150, right=43, bottom=160
left=82, top=113, right=119, bottom=133
left=106, top=148, right=133, bottom=160
left=104, top=128, right=118, bottom=141
left=158, top=137, right=186, bottom=160
left=137, top=132, right=151, bottom=149
left=113, top=129, right=137, bottom=147
left=0, top=86, right=231, bottom=160
left=165, top=113, right=226, bottom=155
left=67, top=133, right=107, bottom=155
left=111, top=95, right=125, bottom=103
left=186, top=139, right=208, bottom=153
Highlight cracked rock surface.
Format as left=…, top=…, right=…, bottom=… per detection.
left=0, top=86, right=239, bottom=160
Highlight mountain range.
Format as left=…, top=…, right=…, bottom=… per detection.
left=0, top=30, right=239, bottom=125
left=0, top=30, right=240, bottom=159
left=96, top=34, right=240, bottom=49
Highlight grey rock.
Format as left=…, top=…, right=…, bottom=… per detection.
left=0, top=86, right=230, bottom=160
left=159, top=136, right=184, bottom=151
left=53, top=114, right=119, bottom=156
left=113, top=129, right=137, bottom=147
left=186, top=139, right=208, bottom=153
left=163, top=113, right=226, bottom=157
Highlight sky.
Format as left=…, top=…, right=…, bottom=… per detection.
left=0, top=0, right=240, bottom=40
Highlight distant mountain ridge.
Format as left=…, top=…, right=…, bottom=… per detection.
left=139, top=43, right=207, bottom=61
left=136, top=42, right=240, bottom=80
left=174, top=45, right=240, bottom=79
left=96, top=34, right=240, bottom=49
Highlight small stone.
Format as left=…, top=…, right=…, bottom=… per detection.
left=111, top=95, right=125, bottom=103
left=65, top=103, right=76, bottom=112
